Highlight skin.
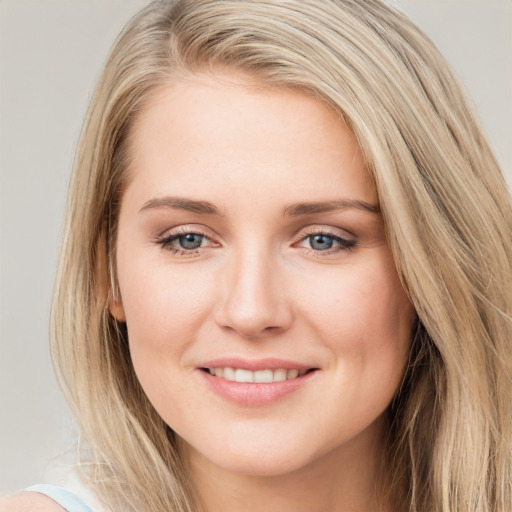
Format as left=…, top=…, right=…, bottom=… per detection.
left=0, top=493, right=65, bottom=512
left=110, top=72, right=414, bottom=512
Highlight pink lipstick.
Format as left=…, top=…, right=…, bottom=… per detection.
left=197, top=357, right=318, bottom=406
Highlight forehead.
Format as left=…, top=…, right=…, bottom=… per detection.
left=123, top=72, right=377, bottom=210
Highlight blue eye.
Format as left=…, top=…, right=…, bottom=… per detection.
left=157, top=231, right=210, bottom=254
left=300, top=232, right=355, bottom=253
left=176, top=233, right=204, bottom=250
left=309, top=234, right=335, bottom=250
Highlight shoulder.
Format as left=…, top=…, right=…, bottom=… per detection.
left=0, top=492, right=65, bottom=512
left=0, top=484, right=94, bottom=512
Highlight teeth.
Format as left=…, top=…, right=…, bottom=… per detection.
left=273, top=368, right=287, bottom=382
left=287, top=369, right=299, bottom=379
left=235, top=369, right=253, bottom=383
left=207, top=367, right=309, bottom=383
left=254, top=369, right=273, bottom=383
left=223, top=367, right=235, bottom=381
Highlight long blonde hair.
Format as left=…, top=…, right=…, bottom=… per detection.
left=52, top=1, right=512, bottom=511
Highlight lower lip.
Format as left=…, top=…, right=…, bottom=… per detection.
left=198, top=370, right=317, bottom=407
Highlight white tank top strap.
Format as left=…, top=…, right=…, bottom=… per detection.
left=23, top=484, right=93, bottom=512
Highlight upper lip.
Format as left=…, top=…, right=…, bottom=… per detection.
left=198, top=357, right=317, bottom=372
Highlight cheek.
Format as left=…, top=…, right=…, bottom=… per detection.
left=298, top=256, right=413, bottom=382
left=301, top=258, right=411, bottom=336
left=117, top=263, right=215, bottom=421
left=116, top=254, right=214, bottom=368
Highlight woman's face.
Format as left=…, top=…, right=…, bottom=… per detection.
left=112, top=73, right=414, bottom=476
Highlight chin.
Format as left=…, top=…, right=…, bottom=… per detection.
left=189, top=434, right=321, bottom=478
left=213, top=451, right=311, bottom=477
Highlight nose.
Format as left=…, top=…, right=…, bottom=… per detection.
left=214, top=246, right=294, bottom=339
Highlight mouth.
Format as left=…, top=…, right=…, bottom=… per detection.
left=197, top=358, right=320, bottom=405
left=199, top=367, right=317, bottom=383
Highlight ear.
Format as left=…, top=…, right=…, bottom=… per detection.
left=109, top=296, right=126, bottom=323
left=95, top=227, right=126, bottom=322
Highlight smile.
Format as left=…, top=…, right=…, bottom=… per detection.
left=202, top=367, right=311, bottom=383
left=198, top=360, right=319, bottom=406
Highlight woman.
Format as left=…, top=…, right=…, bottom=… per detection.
left=3, top=0, right=511, bottom=511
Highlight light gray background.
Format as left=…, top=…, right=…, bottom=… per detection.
left=1, top=0, right=511, bottom=494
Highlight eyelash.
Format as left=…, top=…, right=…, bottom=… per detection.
left=156, top=227, right=215, bottom=257
left=155, top=227, right=356, bottom=257
left=297, top=228, right=356, bottom=256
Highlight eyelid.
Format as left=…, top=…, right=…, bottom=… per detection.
left=154, top=224, right=356, bottom=257
left=292, top=225, right=357, bottom=255
left=157, top=224, right=217, bottom=241
left=155, top=225, right=220, bottom=254
left=294, top=225, right=355, bottom=243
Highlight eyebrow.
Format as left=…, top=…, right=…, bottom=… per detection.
left=140, top=197, right=220, bottom=215
left=283, top=199, right=380, bottom=216
left=139, top=196, right=380, bottom=216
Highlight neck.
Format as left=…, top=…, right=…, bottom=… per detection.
left=181, top=417, right=391, bottom=512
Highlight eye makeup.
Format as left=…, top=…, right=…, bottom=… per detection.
left=155, top=225, right=357, bottom=259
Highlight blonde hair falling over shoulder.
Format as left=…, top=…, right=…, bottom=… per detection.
left=51, top=1, right=512, bottom=511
